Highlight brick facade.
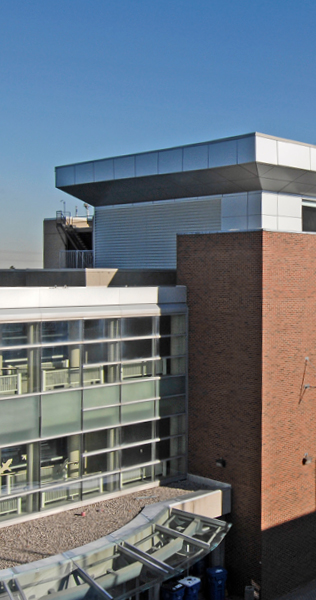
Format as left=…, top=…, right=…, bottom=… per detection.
left=177, top=230, right=316, bottom=599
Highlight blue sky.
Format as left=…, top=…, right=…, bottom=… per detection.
left=1, top=0, right=316, bottom=267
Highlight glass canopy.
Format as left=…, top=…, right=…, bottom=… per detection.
left=0, top=507, right=231, bottom=600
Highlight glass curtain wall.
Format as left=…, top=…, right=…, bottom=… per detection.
left=0, top=313, right=187, bottom=521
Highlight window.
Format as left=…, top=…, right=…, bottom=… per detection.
left=302, top=205, right=316, bottom=231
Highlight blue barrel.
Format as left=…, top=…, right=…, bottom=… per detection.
left=206, top=567, right=227, bottom=600
left=178, top=576, right=201, bottom=600
left=161, top=582, right=185, bottom=600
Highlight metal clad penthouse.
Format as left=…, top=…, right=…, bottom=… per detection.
left=55, top=132, right=316, bottom=269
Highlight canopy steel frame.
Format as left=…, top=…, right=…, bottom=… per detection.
left=72, top=562, right=113, bottom=600
left=155, top=524, right=210, bottom=550
left=13, top=580, right=27, bottom=600
left=119, top=545, right=170, bottom=576
left=122, top=541, right=174, bottom=574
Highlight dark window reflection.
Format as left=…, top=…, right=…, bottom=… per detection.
left=121, top=444, right=152, bottom=467
left=122, top=318, right=152, bottom=338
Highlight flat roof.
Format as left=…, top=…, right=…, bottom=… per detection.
left=55, top=133, right=316, bottom=205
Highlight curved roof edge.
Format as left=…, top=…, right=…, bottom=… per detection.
left=0, top=490, right=231, bottom=600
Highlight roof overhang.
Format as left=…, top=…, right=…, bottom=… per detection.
left=55, top=133, right=316, bottom=206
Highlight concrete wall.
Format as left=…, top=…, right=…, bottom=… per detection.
left=43, top=219, right=65, bottom=269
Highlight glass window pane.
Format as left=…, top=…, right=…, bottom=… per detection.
left=83, top=385, right=119, bottom=409
left=171, top=315, right=186, bottom=334
left=41, top=390, right=81, bottom=437
left=159, top=338, right=170, bottom=357
left=84, top=319, right=104, bottom=340
left=122, top=339, right=152, bottom=361
left=121, top=465, right=152, bottom=487
left=0, top=396, right=39, bottom=444
left=121, top=317, right=153, bottom=338
left=0, top=443, right=32, bottom=495
left=83, top=406, right=120, bottom=430
left=154, top=457, right=186, bottom=479
left=156, top=437, right=185, bottom=460
left=121, top=380, right=156, bottom=403
left=157, top=417, right=171, bottom=439
left=83, top=451, right=118, bottom=476
left=121, top=401, right=155, bottom=424
left=84, top=319, right=119, bottom=340
left=84, top=428, right=118, bottom=453
left=122, top=361, right=154, bottom=380
left=158, top=376, right=185, bottom=397
left=155, top=358, right=186, bottom=376
left=121, top=422, right=152, bottom=445
left=40, top=435, right=80, bottom=486
left=171, top=337, right=186, bottom=355
left=0, top=347, right=40, bottom=394
left=158, top=337, right=186, bottom=357
left=82, top=473, right=119, bottom=498
left=157, top=415, right=186, bottom=438
left=0, top=323, right=28, bottom=346
left=160, top=315, right=186, bottom=335
left=0, top=323, right=40, bottom=348
left=158, top=396, right=186, bottom=417
left=156, top=439, right=171, bottom=461
left=41, top=345, right=80, bottom=391
left=42, top=321, right=80, bottom=344
left=83, top=342, right=119, bottom=364
left=40, top=481, right=81, bottom=510
left=83, top=365, right=119, bottom=386
left=122, top=444, right=152, bottom=468
left=106, top=319, right=119, bottom=339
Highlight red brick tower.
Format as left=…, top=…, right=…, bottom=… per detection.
left=177, top=230, right=316, bottom=599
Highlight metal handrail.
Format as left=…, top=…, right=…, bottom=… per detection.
left=59, top=250, right=94, bottom=269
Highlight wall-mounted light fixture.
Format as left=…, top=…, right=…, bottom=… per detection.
left=216, top=458, right=226, bottom=467
left=302, top=453, right=312, bottom=465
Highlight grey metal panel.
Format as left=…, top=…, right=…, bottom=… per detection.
left=237, top=136, right=256, bottom=164
left=158, top=149, right=183, bottom=174
left=95, top=196, right=221, bottom=269
left=56, top=166, right=75, bottom=187
left=135, top=152, right=158, bottom=177
left=75, top=162, right=94, bottom=184
left=114, top=156, right=135, bottom=179
left=94, top=159, right=114, bottom=182
left=56, top=133, right=316, bottom=205
left=277, top=140, right=311, bottom=170
left=208, top=140, right=237, bottom=168
left=183, top=144, right=208, bottom=171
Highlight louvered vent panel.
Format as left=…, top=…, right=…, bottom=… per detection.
left=95, top=196, right=221, bottom=268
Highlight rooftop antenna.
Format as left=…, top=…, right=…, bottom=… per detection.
left=60, top=199, right=66, bottom=214
left=83, top=203, right=90, bottom=218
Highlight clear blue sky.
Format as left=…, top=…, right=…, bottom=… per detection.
left=1, top=0, right=316, bottom=267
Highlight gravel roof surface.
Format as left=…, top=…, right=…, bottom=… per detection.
left=0, top=481, right=208, bottom=570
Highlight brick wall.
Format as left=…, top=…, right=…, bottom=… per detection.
left=261, top=231, right=316, bottom=598
left=177, top=230, right=316, bottom=599
left=177, top=231, right=263, bottom=595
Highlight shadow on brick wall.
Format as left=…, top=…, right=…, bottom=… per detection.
left=262, top=512, right=316, bottom=600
